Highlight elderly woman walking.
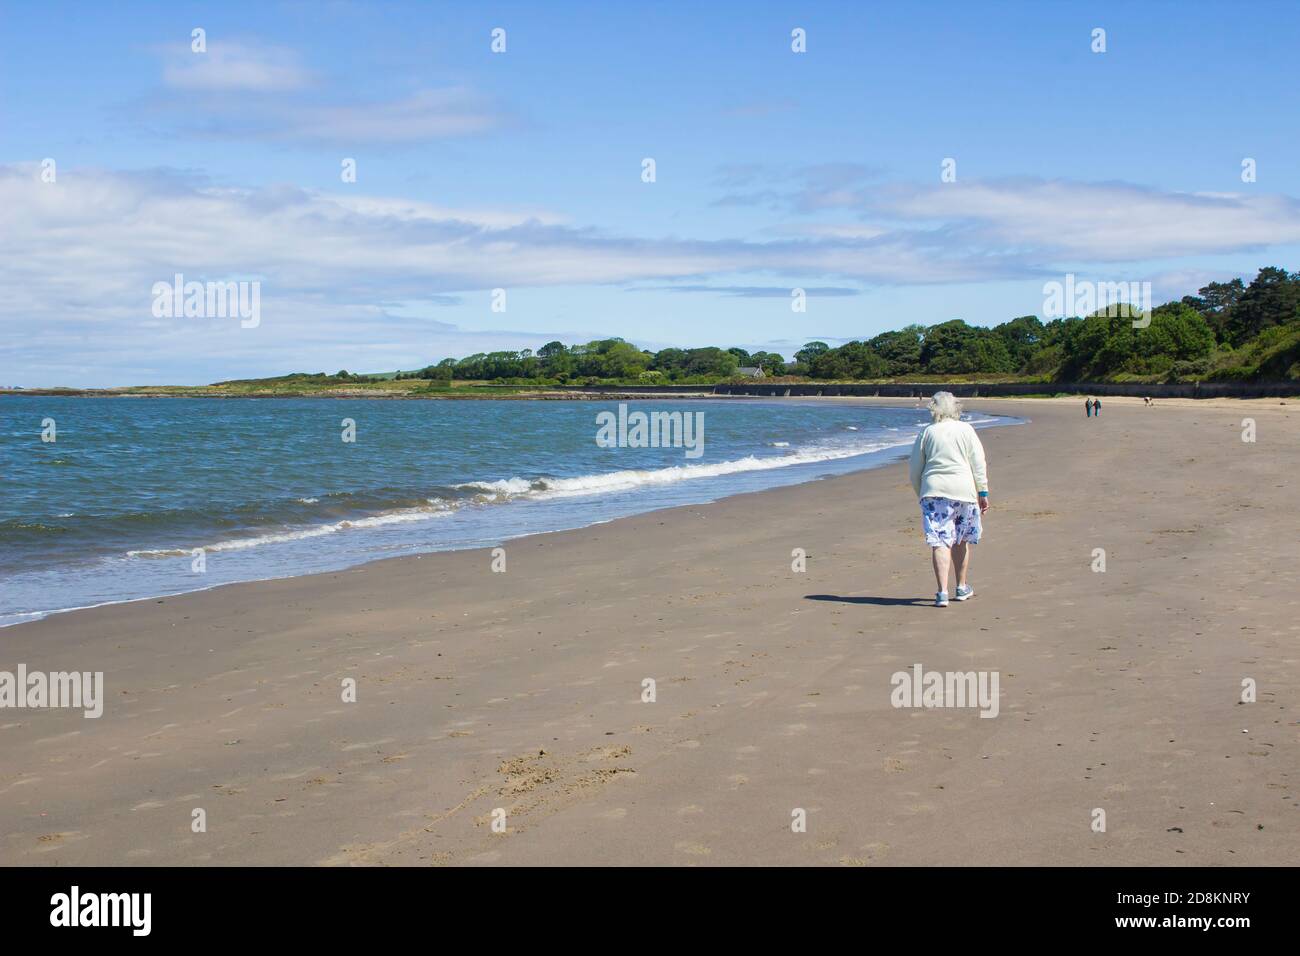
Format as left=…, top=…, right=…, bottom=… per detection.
left=908, top=392, right=990, bottom=607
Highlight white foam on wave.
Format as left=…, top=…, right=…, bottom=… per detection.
left=127, top=506, right=455, bottom=557
left=457, top=437, right=911, bottom=503
left=126, top=433, right=921, bottom=560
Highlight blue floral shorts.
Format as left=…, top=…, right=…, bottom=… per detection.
left=920, top=496, right=982, bottom=547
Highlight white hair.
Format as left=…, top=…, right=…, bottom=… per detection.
left=927, top=391, right=963, bottom=422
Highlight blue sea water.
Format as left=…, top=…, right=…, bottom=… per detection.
left=0, top=396, right=1018, bottom=626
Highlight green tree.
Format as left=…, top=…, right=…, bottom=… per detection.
left=809, top=341, right=887, bottom=379
left=750, top=351, right=787, bottom=375
left=681, top=347, right=737, bottom=377
left=1182, top=278, right=1244, bottom=342
left=1058, top=303, right=1214, bottom=379
left=920, top=321, right=1013, bottom=374
left=602, top=340, right=649, bottom=379
left=993, top=315, right=1044, bottom=371
left=1225, top=267, right=1300, bottom=345
left=795, top=341, right=830, bottom=366
left=867, top=326, right=924, bottom=376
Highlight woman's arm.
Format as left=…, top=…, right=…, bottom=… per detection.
left=968, top=430, right=988, bottom=494
left=966, top=426, right=989, bottom=510
left=909, top=431, right=925, bottom=497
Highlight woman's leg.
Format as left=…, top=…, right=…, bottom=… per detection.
left=931, top=545, right=952, bottom=593
left=953, top=542, right=972, bottom=587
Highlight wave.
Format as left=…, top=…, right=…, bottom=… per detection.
left=123, top=436, right=913, bottom=559
left=455, top=437, right=911, bottom=502
left=127, top=504, right=456, bottom=557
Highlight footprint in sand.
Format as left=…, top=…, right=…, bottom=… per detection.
left=674, top=841, right=712, bottom=857
left=35, top=831, right=84, bottom=852
left=840, top=842, right=890, bottom=866
left=270, top=769, right=319, bottom=782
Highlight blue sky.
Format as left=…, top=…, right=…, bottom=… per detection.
left=3, top=0, right=1300, bottom=385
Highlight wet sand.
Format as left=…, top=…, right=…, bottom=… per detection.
left=1, top=397, right=1296, bottom=866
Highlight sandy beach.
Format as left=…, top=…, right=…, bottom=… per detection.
left=2, top=397, right=1296, bottom=866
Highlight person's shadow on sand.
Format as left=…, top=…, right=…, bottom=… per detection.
left=805, top=594, right=931, bottom=607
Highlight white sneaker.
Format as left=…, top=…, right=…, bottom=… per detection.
left=954, top=584, right=974, bottom=601
left=935, top=591, right=949, bottom=607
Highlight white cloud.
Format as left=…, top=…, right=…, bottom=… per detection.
left=868, top=179, right=1300, bottom=261
left=273, top=89, right=498, bottom=143
left=147, top=85, right=502, bottom=146
left=162, top=41, right=313, bottom=92
left=5, top=165, right=1300, bottom=385
left=763, top=223, right=889, bottom=241
left=0, top=164, right=1006, bottom=306
left=151, top=41, right=499, bottom=144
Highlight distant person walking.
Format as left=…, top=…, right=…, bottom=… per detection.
left=1085, top=398, right=1094, bottom=417
left=1093, top=397, right=1102, bottom=417
left=909, top=391, right=989, bottom=607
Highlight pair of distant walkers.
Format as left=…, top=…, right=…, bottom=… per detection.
left=1085, top=397, right=1102, bottom=417
left=908, top=392, right=989, bottom=608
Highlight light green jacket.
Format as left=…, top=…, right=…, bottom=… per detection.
left=908, top=419, right=989, bottom=503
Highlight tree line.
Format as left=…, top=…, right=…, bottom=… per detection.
left=393, top=267, right=1300, bottom=384
left=395, top=340, right=771, bottom=384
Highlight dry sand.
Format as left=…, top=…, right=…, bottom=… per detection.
left=1, top=397, right=1296, bottom=866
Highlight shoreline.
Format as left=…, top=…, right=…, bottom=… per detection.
left=8, top=386, right=1300, bottom=401
left=2, top=398, right=1296, bottom=865
left=1, top=390, right=727, bottom=400
left=2, top=399, right=1019, bottom=629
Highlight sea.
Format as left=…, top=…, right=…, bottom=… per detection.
left=0, top=395, right=1019, bottom=626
